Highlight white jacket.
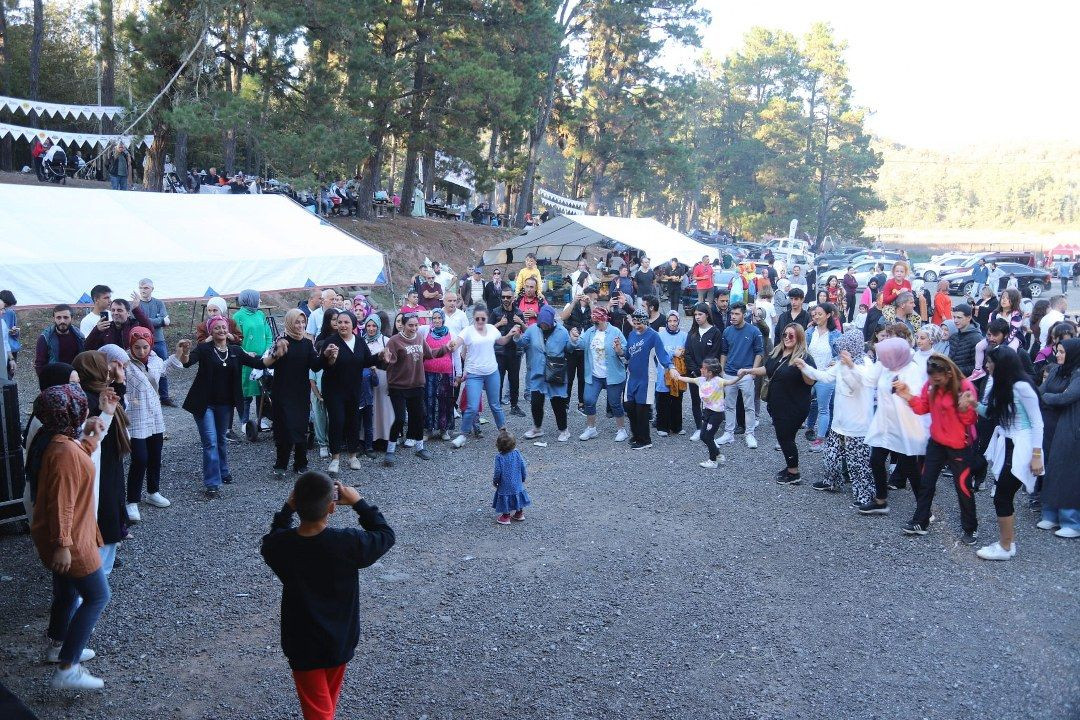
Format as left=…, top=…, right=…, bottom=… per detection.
left=858, top=358, right=929, bottom=456
left=800, top=359, right=873, bottom=438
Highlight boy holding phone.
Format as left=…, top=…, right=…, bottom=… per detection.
left=261, top=472, right=396, bottom=720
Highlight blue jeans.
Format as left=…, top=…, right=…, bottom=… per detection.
left=109, top=174, right=128, bottom=190
left=812, top=381, right=835, bottom=439
left=461, top=372, right=506, bottom=433
left=195, top=405, right=233, bottom=487
left=153, top=340, right=171, bottom=400
left=48, top=568, right=110, bottom=666
left=584, top=377, right=625, bottom=418
left=1042, top=506, right=1080, bottom=531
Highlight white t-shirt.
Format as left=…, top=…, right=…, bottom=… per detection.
left=458, top=325, right=499, bottom=375
left=469, top=282, right=484, bottom=305
left=342, top=335, right=356, bottom=352
left=1041, top=308, right=1064, bottom=347
left=80, top=311, right=104, bottom=338
left=591, top=329, right=608, bottom=379
left=808, top=326, right=833, bottom=371
left=307, top=307, right=325, bottom=337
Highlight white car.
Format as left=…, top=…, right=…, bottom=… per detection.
left=817, top=258, right=916, bottom=292
left=914, top=254, right=969, bottom=283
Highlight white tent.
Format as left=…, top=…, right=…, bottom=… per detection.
left=482, top=215, right=716, bottom=266
left=0, top=184, right=387, bottom=308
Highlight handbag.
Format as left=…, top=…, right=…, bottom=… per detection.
left=760, top=355, right=788, bottom=402
left=543, top=335, right=567, bottom=386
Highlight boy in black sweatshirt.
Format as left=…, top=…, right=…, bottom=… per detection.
left=261, top=472, right=395, bottom=720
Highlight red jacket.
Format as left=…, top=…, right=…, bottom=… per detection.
left=907, top=378, right=977, bottom=449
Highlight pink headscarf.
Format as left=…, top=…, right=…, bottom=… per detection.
left=206, top=315, right=228, bottom=334
left=876, top=337, right=912, bottom=371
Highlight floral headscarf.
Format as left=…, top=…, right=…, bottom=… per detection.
left=36, top=383, right=88, bottom=440
left=836, top=327, right=866, bottom=365
left=352, top=293, right=372, bottom=320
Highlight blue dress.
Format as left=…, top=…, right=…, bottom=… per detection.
left=492, top=449, right=531, bottom=513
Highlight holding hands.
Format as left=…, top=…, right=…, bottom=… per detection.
left=324, top=344, right=340, bottom=363
left=839, top=350, right=854, bottom=368
left=957, top=390, right=976, bottom=412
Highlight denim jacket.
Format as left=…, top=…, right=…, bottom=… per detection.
left=571, top=324, right=628, bottom=385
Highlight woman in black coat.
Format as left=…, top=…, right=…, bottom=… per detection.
left=174, top=316, right=277, bottom=498
left=319, top=310, right=381, bottom=475
left=271, top=309, right=325, bottom=476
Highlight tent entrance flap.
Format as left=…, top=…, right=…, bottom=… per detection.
left=0, top=184, right=388, bottom=308
left=482, top=215, right=716, bottom=266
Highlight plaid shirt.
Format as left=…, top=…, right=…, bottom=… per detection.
left=125, top=353, right=165, bottom=438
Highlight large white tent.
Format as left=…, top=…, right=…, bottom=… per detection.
left=481, top=214, right=716, bottom=266
left=0, top=184, right=387, bottom=308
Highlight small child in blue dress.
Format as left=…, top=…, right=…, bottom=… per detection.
left=493, top=430, right=530, bottom=525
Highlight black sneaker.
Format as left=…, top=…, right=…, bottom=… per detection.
left=902, top=521, right=928, bottom=535
left=272, top=467, right=287, bottom=479
left=293, top=465, right=309, bottom=475
left=245, top=420, right=259, bottom=442
left=224, top=430, right=241, bottom=443
left=605, top=409, right=614, bottom=418
left=804, top=428, right=816, bottom=441
left=204, top=487, right=220, bottom=499
left=811, top=480, right=836, bottom=492
left=629, top=440, right=652, bottom=450
left=857, top=500, right=889, bottom=515
left=776, top=471, right=802, bottom=486
left=415, top=448, right=432, bottom=460
left=160, top=398, right=177, bottom=408
left=960, top=532, right=978, bottom=546
left=221, top=475, right=233, bottom=485
left=510, top=406, right=526, bottom=417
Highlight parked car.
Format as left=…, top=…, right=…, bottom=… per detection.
left=815, top=248, right=873, bottom=278
left=818, top=250, right=904, bottom=279
left=947, top=262, right=1051, bottom=299
left=816, top=258, right=917, bottom=292
left=738, top=242, right=769, bottom=259
left=939, top=251, right=1037, bottom=280
left=914, top=254, right=970, bottom=283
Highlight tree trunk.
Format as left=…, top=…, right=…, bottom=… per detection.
left=515, top=52, right=559, bottom=227
left=29, top=0, right=43, bottom=100
left=401, top=0, right=430, bottom=215
left=388, top=136, right=398, bottom=198
left=173, top=130, right=188, bottom=181
left=0, top=0, right=12, bottom=170
left=144, top=122, right=168, bottom=193
left=100, top=0, right=115, bottom=132
left=422, top=150, right=436, bottom=199
left=222, top=128, right=237, bottom=176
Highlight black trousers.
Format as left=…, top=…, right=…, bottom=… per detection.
left=665, top=281, right=682, bottom=312
left=914, top=439, right=976, bottom=533
left=127, top=433, right=163, bottom=502
left=275, top=442, right=308, bottom=472
left=497, top=350, right=521, bottom=406
left=871, top=446, right=921, bottom=500
left=325, top=392, right=361, bottom=455
left=389, top=387, right=425, bottom=443
left=700, top=408, right=723, bottom=461
left=656, top=392, right=683, bottom=434
left=530, top=392, right=568, bottom=432
left=774, top=415, right=801, bottom=470
left=845, top=292, right=857, bottom=322
left=565, top=349, right=586, bottom=405
left=993, top=439, right=1025, bottom=518
left=624, top=398, right=652, bottom=444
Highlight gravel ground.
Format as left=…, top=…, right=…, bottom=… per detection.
left=1, top=343, right=1078, bottom=720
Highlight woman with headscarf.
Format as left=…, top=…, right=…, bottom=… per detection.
left=234, top=289, right=274, bottom=439
left=124, top=327, right=170, bottom=521
left=72, top=349, right=130, bottom=574
left=853, top=337, right=927, bottom=515
left=170, top=315, right=279, bottom=497
left=935, top=321, right=955, bottom=355
left=308, top=308, right=341, bottom=459
left=269, top=309, right=324, bottom=477
left=22, top=363, right=80, bottom=521
left=351, top=292, right=372, bottom=322
left=422, top=308, right=456, bottom=441
left=514, top=304, right=571, bottom=442
left=914, top=323, right=941, bottom=367
left=28, top=384, right=112, bottom=690
left=1037, top=338, right=1080, bottom=538
left=362, top=313, right=393, bottom=453
left=622, top=308, right=673, bottom=449
left=321, top=310, right=382, bottom=473
left=195, top=297, right=244, bottom=344
left=656, top=311, right=688, bottom=437
left=792, top=328, right=875, bottom=502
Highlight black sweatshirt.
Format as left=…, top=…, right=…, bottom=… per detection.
left=261, top=499, right=396, bottom=671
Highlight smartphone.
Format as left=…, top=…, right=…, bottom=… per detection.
left=331, top=483, right=340, bottom=502
left=890, top=374, right=899, bottom=393
left=100, top=310, right=110, bottom=321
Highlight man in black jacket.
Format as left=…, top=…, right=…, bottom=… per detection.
left=261, top=473, right=394, bottom=720
left=658, top=258, right=688, bottom=312
left=106, top=142, right=133, bottom=191
left=709, top=289, right=731, bottom=330
left=948, top=304, right=983, bottom=377
left=490, top=290, right=526, bottom=416
left=773, top=288, right=810, bottom=344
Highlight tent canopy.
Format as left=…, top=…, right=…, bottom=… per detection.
left=482, top=215, right=716, bottom=266
left=0, top=184, right=387, bottom=308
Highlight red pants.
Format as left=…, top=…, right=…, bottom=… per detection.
left=292, top=664, right=346, bottom=720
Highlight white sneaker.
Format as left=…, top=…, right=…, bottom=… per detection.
left=656, top=430, right=669, bottom=437
left=45, top=642, right=95, bottom=664
left=260, top=417, right=272, bottom=430
left=716, top=432, right=735, bottom=445
left=557, top=431, right=571, bottom=443
left=578, top=426, right=598, bottom=441
left=774, top=443, right=781, bottom=451
left=348, top=456, right=362, bottom=470
left=125, top=503, right=141, bottom=522
left=976, top=541, right=1016, bottom=561
left=699, top=459, right=718, bottom=469
left=50, top=664, right=104, bottom=691
left=327, top=459, right=340, bottom=475
left=1036, top=519, right=1059, bottom=530
left=403, top=438, right=417, bottom=448
left=523, top=428, right=545, bottom=439
left=614, top=428, right=629, bottom=442
left=1055, top=527, right=1080, bottom=538
left=450, top=434, right=467, bottom=448
left=318, top=446, right=329, bottom=458
left=478, top=416, right=490, bottom=425
left=690, top=430, right=700, bottom=442
left=440, top=431, right=452, bottom=441
left=145, top=493, right=171, bottom=508
left=454, top=409, right=462, bottom=419
left=745, top=434, right=758, bottom=449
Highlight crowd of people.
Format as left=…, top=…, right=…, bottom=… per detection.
left=2, top=252, right=1078, bottom=709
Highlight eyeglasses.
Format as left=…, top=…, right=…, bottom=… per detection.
left=502, top=295, right=513, bottom=299
left=474, top=316, right=487, bottom=323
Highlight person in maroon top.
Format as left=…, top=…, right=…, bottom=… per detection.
left=514, top=277, right=547, bottom=327
left=35, top=305, right=86, bottom=375
left=418, top=270, right=443, bottom=311
left=85, top=298, right=153, bottom=350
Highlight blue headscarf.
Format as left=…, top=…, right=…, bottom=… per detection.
left=238, top=289, right=260, bottom=310
left=363, top=313, right=383, bottom=344
left=428, top=308, right=449, bottom=338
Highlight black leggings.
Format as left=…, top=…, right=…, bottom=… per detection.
left=871, top=446, right=921, bottom=500
left=325, top=392, right=360, bottom=455
left=389, top=387, right=425, bottom=443
left=656, top=392, right=683, bottom=434
left=127, top=433, right=163, bottom=502
left=774, top=415, right=801, bottom=470
left=700, top=409, right=723, bottom=461
left=624, top=398, right=651, bottom=444
left=275, top=442, right=307, bottom=471
left=993, top=439, right=1025, bottom=518
left=565, top=350, right=586, bottom=405
left=530, top=392, right=568, bottom=431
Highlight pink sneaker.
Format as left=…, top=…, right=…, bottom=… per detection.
left=497, top=513, right=512, bottom=525
left=511, top=510, right=525, bottom=522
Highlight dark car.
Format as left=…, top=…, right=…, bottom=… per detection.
left=947, top=262, right=1051, bottom=299
left=939, top=251, right=1038, bottom=280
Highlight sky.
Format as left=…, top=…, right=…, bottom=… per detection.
left=687, top=0, right=1080, bottom=149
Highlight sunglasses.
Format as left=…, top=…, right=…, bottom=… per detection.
left=783, top=333, right=796, bottom=340
left=474, top=316, right=487, bottom=322
left=502, top=295, right=513, bottom=299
